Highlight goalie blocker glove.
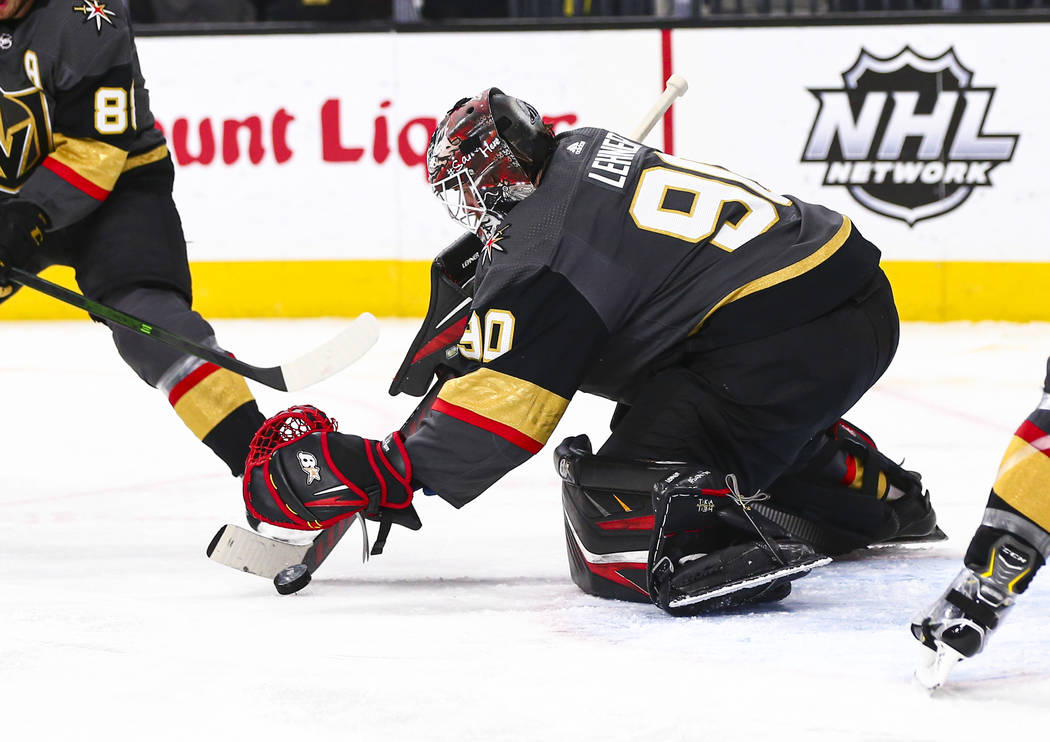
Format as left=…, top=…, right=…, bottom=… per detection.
left=243, top=405, right=421, bottom=555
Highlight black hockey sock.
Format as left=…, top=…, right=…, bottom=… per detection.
left=203, top=400, right=266, bottom=476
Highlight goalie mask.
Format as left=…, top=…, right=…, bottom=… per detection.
left=426, top=87, right=555, bottom=243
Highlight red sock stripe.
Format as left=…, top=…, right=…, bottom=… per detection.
left=168, top=362, right=219, bottom=406
left=1016, top=420, right=1050, bottom=455
left=841, top=454, right=857, bottom=486
left=432, top=398, right=543, bottom=454
left=42, top=157, right=111, bottom=201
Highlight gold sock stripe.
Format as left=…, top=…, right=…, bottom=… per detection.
left=172, top=367, right=256, bottom=440
left=992, top=435, right=1050, bottom=533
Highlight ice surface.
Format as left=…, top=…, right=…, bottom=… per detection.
left=2, top=318, right=1048, bottom=740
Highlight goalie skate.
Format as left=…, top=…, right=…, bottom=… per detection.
left=655, top=540, right=830, bottom=615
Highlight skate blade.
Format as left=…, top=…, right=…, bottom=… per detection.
left=872, top=526, right=949, bottom=549
left=668, top=555, right=831, bottom=609
left=914, top=642, right=964, bottom=691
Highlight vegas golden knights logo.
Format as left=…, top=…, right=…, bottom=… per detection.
left=0, top=85, right=51, bottom=193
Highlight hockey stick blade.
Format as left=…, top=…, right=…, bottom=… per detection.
left=279, top=313, right=380, bottom=391
left=207, top=515, right=357, bottom=580
left=7, top=266, right=379, bottom=392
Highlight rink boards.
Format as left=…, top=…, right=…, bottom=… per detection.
left=5, top=21, right=1047, bottom=321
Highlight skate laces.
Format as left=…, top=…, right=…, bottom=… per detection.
left=725, top=474, right=770, bottom=508
left=724, top=474, right=783, bottom=565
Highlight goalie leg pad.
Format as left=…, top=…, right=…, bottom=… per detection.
left=649, top=469, right=828, bottom=616
left=556, top=435, right=681, bottom=603
left=555, top=435, right=828, bottom=614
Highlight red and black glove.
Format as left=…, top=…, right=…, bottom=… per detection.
left=243, top=406, right=417, bottom=536
left=0, top=199, right=50, bottom=279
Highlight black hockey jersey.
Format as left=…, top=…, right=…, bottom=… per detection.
left=0, top=0, right=167, bottom=228
left=404, top=128, right=881, bottom=506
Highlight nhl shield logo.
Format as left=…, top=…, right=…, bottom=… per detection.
left=802, top=47, right=1018, bottom=226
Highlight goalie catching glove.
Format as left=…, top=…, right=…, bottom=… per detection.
left=243, top=405, right=421, bottom=554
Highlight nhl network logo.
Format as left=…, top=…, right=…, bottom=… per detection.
left=802, top=47, right=1018, bottom=225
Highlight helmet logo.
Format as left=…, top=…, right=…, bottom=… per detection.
left=296, top=451, right=322, bottom=484
left=482, top=224, right=510, bottom=263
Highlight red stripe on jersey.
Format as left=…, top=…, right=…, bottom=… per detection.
left=1016, top=420, right=1050, bottom=455
left=41, top=157, right=112, bottom=201
left=168, top=362, right=219, bottom=406
left=432, top=398, right=543, bottom=454
left=411, top=316, right=469, bottom=363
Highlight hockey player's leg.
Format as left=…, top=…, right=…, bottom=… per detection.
left=74, top=173, right=266, bottom=477
left=103, top=284, right=265, bottom=476
left=555, top=435, right=827, bottom=615
left=911, top=385, right=1050, bottom=688
left=757, top=419, right=943, bottom=556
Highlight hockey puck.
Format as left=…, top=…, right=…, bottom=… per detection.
left=274, top=563, right=311, bottom=595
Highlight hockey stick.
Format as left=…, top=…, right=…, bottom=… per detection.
left=6, top=265, right=379, bottom=392
left=630, top=73, right=688, bottom=142
left=207, top=514, right=361, bottom=583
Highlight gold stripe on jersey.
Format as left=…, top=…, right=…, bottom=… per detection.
left=992, top=435, right=1050, bottom=532
left=50, top=133, right=128, bottom=192
left=172, top=368, right=256, bottom=440
left=437, top=368, right=570, bottom=446
left=688, top=215, right=853, bottom=336
left=123, top=144, right=169, bottom=173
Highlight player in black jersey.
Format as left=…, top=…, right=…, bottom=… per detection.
left=911, top=358, right=1049, bottom=688
left=242, top=88, right=943, bottom=614
left=0, top=0, right=265, bottom=476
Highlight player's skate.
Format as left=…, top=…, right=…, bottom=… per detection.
left=911, top=529, right=1042, bottom=690
left=649, top=469, right=830, bottom=616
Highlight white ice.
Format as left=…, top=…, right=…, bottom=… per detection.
left=2, top=318, right=1048, bottom=741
